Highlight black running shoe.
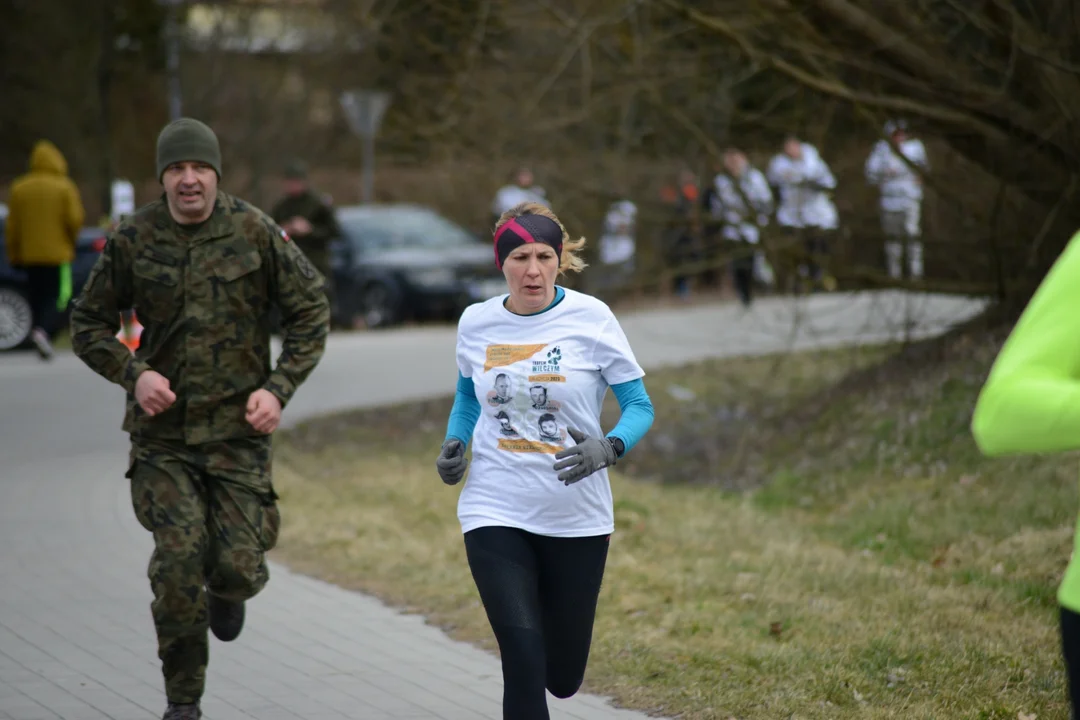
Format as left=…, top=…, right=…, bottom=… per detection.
left=163, top=702, right=201, bottom=720
left=208, top=593, right=245, bottom=642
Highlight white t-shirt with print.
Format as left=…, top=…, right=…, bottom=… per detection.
left=455, top=288, right=645, bottom=538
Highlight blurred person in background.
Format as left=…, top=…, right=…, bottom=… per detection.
left=659, top=167, right=700, bottom=299
left=103, top=182, right=143, bottom=351
left=593, top=197, right=638, bottom=304
left=270, top=159, right=342, bottom=306
left=865, top=118, right=929, bottom=280
left=766, top=135, right=839, bottom=292
left=4, top=139, right=85, bottom=359
left=435, top=201, right=654, bottom=719
left=708, top=148, right=775, bottom=307
left=491, top=165, right=550, bottom=228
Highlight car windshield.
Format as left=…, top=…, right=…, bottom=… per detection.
left=338, top=208, right=477, bottom=253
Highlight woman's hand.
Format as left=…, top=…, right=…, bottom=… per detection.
left=553, top=428, right=618, bottom=486
left=437, top=439, right=469, bottom=486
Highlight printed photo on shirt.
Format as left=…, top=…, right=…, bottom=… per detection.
left=487, top=372, right=513, bottom=406
left=494, top=410, right=519, bottom=437
left=528, top=384, right=561, bottom=411
left=537, top=413, right=565, bottom=444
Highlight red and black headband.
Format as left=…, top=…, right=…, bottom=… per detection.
left=493, top=213, right=563, bottom=269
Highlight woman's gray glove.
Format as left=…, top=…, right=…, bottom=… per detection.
left=553, top=428, right=618, bottom=486
left=436, top=439, right=469, bottom=486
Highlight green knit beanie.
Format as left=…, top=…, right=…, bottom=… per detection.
left=156, top=118, right=222, bottom=180
left=284, top=159, right=308, bottom=180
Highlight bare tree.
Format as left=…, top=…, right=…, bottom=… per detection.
left=662, top=0, right=1080, bottom=306
left=5, top=0, right=1060, bottom=308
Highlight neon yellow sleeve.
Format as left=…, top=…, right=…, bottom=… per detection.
left=971, top=230, right=1080, bottom=456
left=56, top=264, right=72, bottom=311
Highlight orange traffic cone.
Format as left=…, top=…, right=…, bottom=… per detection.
left=117, top=312, right=143, bottom=352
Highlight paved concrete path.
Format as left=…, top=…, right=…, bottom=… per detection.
left=0, top=291, right=988, bottom=720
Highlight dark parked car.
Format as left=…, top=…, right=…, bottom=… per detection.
left=330, top=204, right=507, bottom=328
left=0, top=204, right=107, bottom=350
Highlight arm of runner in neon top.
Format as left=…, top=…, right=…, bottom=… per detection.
left=971, top=230, right=1080, bottom=456
left=607, top=378, right=655, bottom=456
left=445, top=371, right=482, bottom=447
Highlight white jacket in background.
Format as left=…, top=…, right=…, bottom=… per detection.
left=766, top=143, right=838, bottom=230
left=492, top=184, right=549, bottom=218
left=599, top=200, right=637, bottom=265
left=865, top=138, right=928, bottom=212
left=710, top=168, right=773, bottom=244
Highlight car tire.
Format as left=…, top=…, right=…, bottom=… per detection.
left=0, top=285, right=32, bottom=351
left=362, top=282, right=399, bottom=329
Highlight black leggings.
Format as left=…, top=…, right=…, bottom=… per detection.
left=1063, top=606, right=1080, bottom=716
left=464, top=526, right=610, bottom=720
left=731, top=252, right=754, bottom=306
left=25, top=265, right=61, bottom=337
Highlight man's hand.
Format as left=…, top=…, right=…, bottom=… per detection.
left=135, top=370, right=176, bottom=416
left=436, top=439, right=469, bottom=486
left=285, top=216, right=313, bottom=236
left=246, top=389, right=282, bottom=434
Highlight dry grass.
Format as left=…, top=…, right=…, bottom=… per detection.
left=272, top=339, right=1075, bottom=720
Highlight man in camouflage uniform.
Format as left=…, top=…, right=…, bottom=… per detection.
left=270, top=159, right=341, bottom=307
left=69, top=118, right=330, bottom=720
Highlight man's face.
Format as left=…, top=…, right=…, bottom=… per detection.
left=495, top=377, right=509, bottom=397
left=783, top=138, right=802, bottom=160
left=162, top=161, right=218, bottom=223
left=516, top=168, right=534, bottom=187
left=540, top=419, right=557, bottom=437
left=530, top=387, right=545, bottom=405
left=284, top=177, right=306, bottom=196
left=723, top=151, right=746, bottom=177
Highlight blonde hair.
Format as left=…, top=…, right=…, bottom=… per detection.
left=494, top=201, right=588, bottom=275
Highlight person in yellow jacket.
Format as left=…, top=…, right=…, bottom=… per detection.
left=4, top=139, right=85, bottom=359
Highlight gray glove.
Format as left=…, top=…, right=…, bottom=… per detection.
left=436, top=439, right=469, bottom=486
left=553, top=428, right=618, bottom=486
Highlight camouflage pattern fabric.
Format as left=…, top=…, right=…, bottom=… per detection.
left=269, top=189, right=340, bottom=284
left=70, top=191, right=331, bottom=445
left=126, top=436, right=278, bottom=704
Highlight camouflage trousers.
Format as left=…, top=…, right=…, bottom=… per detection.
left=126, top=436, right=281, bottom=704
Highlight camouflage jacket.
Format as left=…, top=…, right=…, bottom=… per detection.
left=269, top=189, right=340, bottom=273
left=70, top=191, right=330, bottom=445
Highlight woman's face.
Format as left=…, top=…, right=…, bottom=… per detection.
left=502, top=241, right=559, bottom=313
